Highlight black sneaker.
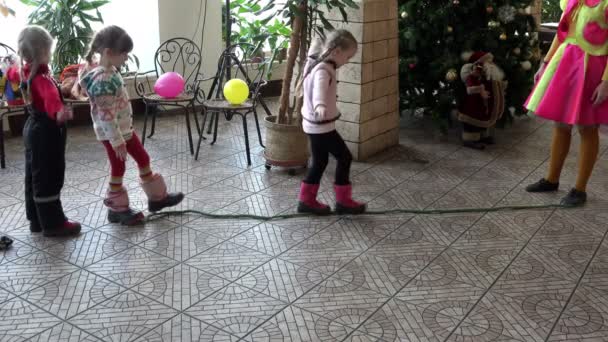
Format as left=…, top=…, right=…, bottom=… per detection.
left=0, top=236, right=13, bottom=250
left=525, top=178, right=559, bottom=193
left=149, top=192, right=185, bottom=213
left=561, top=188, right=587, bottom=207
left=463, top=141, right=485, bottom=150
left=108, top=209, right=145, bottom=226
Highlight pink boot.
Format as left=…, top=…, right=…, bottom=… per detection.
left=104, top=187, right=144, bottom=226
left=141, top=174, right=184, bottom=212
left=334, top=184, right=366, bottom=215
left=297, top=182, right=331, bottom=215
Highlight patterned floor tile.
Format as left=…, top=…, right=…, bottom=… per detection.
left=522, top=239, right=600, bottom=282
left=0, top=236, right=36, bottom=264
left=86, top=246, right=178, bottom=288
left=185, top=241, right=272, bottom=281
left=185, top=216, right=261, bottom=239
left=163, top=171, right=216, bottom=195
left=134, top=264, right=230, bottom=311
left=64, top=200, right=112, bottom=229
left=60, top=187, right=102, bottom=212
left=22, top=270, right=125, bottom=319
left=137, top=313, right=239, bottom=341
left=559, top=285, right=608, bottom=327
left=342, top=330, right=387, bottom=342
left=69, top=290, right=178, bottom=342
left=456, top=291, right=564, bottom=342
left=0, top=203, right=29, bottom=233
left=186, top=162, right=244, bottom=183
left=358, top=298, right=462, bottom=342
left=43, top=230, right=132, bottom=267
left=222, top=194, right=293, bottom=217
left=368, top=183, right=451, bottom=211
left=27, top=323, right=102, bottom=342
left=293, top=275, right=390, bottom=329
left=492, top=250, right=579, bottom=301
left=244, top=305, right=352, bottom=342
left=457, top=209, right=551, bottom=244
left=230, top=222, right=321, bottom=256
left=279, top=223, right=371, bottom=269
left=220, top=171, right=285, bottom=193
left=0, top=252, right=79, bottom=295
left=186, top=283, right=287, bottom=338
left=98, top=218, right=180, bottom=244
left=431, top=185, right=512, bottom=210
left=0, top=297, right=62, bottom=340
left=142, top=226, right=222, bottom=261
left=236, top=258, right=327, bottom=303
left=187, top=183, right=254, bottom=211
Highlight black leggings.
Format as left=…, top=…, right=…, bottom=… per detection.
left=304, top=130, right=352, bottom=185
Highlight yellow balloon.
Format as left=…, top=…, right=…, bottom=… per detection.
left=223, top=79, right=249, bottom=105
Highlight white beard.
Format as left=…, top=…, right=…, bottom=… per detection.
left=483, top=62, right=505, bottom=81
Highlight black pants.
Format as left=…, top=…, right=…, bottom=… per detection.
left=24, top=111, right=67, bottom=230
left=304, top=130, right=352, bottom=186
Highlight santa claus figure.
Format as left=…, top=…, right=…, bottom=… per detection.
left=458, top=51, right=507, bottom=150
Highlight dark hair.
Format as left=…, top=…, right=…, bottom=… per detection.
left=85, top=25, right=133, bottom=64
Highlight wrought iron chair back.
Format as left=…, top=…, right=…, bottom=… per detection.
left=213, top=43, right=268, bottom=105
left=153, top=37, right=202, bottom=96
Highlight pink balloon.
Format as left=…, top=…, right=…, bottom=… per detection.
left=154, top=72, right=185, bottom=98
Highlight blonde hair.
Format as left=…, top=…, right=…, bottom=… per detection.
left=86, top=25, right=133, bottom=64
left=303, top=29, right=357, bottom=78
left=17, top=25, right=54, bottom=100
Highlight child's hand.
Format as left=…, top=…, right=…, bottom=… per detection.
left=315, top=105, right=327, bottom=120
left=114, top=144, right=128, bottom=161
left=56, top=106, right=74, bottom=124
left=592, top=81, right=608, bottom=106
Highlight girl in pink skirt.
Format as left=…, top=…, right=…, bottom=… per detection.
left=525, top=0, right=608, bottom=206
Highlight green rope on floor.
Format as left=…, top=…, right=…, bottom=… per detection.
left=146, top=203, right=572, bottom=222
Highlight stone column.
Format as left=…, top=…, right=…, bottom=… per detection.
left=323, top=0, right=400, bottom=161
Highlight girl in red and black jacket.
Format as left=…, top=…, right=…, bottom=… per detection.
left=18, top=26, right=81, bottom=237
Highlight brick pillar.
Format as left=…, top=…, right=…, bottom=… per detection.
left=322, top=0, right=400, bottom=161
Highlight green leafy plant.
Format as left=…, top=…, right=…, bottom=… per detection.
left=542, top=0, right=561, bottom=23
left=226, top=0, right=291, bottom=77
left=20, top=0, right=109, bottom=72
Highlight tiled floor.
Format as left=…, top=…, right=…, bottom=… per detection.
left=1, top=106, right=608, bottom=341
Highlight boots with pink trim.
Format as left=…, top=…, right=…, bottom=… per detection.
left=334, top=184, right=366, bottom=215
left=297, top=182, right=331, bottom=215
left=104, top=187, right=144, bottom=226
left=141, top=174, right=184, bottom=212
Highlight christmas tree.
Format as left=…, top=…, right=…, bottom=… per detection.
left=399, top=0, right=541, bottom=131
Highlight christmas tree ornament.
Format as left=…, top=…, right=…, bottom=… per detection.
left=500, top=33, right=508, bottom=40
left=446, top=69, right=458, bottom=82
left=488, top=20, right=500, bottom=28
left=486, top=6, right=494, bottom=13
left=520, top=61, right=532, bottom=70
left=401, top=11, right=408, bottom=19
left=447, top=26, right=453, bottom=33
left=513, top=47, right=521, bottom=55
left=453, top=0, right=460, bottom=5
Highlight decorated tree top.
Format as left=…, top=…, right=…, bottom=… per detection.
left=399, top=0, right=541, bottom=131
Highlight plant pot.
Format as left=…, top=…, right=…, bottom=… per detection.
left=263, top=116, right=309, bottom=168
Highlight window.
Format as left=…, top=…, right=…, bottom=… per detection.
left=0, top=0, right=159, bottom=71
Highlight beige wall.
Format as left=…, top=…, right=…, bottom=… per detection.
left=158, top=0, right=222, bottom=88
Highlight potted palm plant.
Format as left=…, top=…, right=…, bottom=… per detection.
left=261, top=0, right=358, bottom=171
